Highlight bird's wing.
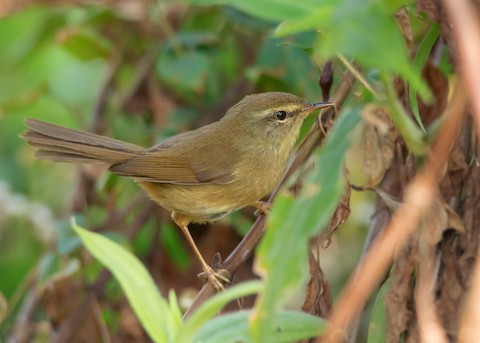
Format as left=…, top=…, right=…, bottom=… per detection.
left=109, top=128, right=237, bottom=185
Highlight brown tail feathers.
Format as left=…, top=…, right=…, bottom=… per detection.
left=21, top=119, right=144, bottom=164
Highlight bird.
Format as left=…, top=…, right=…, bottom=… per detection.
left=21, top=92, right=333, bottom=290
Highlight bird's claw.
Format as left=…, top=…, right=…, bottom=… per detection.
left=254, top=201, right=271, bottom=217
left=198, top=266, right=231, bottom=291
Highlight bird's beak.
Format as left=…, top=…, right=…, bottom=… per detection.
left=302, top=101, right=335, bottom=115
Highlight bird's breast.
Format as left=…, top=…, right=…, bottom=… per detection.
left=138, top=144, right=290, bottom=224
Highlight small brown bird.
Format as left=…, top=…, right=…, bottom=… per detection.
left=22, top=92, right=332, bottom=290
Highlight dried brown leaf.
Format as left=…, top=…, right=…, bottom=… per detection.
left=417, top=63, right=449, bottom=127
left=416, top=198, right=451, bottom=343
left=118, top=302, right=146, bottom=342
left=302, top=251, right=332, bottom=317
left=361, top=106, right=396, bottom=188
left=416, top=0, right=443, bottom=22
left=436, top=236, right=467, bottom=337
left=421, top=196, right=465, bottom=247
left=385, top=239, right=418, bottom=343
left=395, top=8, right=413, bottom=49
left=439, top=145, right=469, bottom=199
left=42, top=277, right=84, bottom=326
left=42, top=277, right=103, bottom=343
left=322, top=174, right=351, bottom=248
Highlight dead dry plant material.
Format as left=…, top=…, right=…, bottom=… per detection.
left=319, top=83, right=468, bottom=343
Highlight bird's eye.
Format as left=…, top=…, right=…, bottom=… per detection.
left=275, top=110, right=287, bottom=121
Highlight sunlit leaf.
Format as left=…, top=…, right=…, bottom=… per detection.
left=72, top=219, right=177, bottom=343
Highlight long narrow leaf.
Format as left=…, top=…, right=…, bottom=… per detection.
left=409, top=23, right=440, bottom=132
left=385, top=80, right=429, bottom=156
left=368, top=279, right=390, bottom=343
left=72, top=219, right=176, bottom=343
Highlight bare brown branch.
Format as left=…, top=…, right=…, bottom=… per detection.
left=443, top=0, right=480, bottom=341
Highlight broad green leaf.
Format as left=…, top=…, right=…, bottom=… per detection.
left=178, top=281, right=262, bottom=343
left=368, top=279, right=390, bottom=343
left=194, top=310, right=327, bottom=343
left=250, top=108, right=361, bottom=342
left=72, top=219, right=177, bottom=343
left=183, top=0, right=319, bottom=22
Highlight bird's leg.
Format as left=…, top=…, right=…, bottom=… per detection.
left=252, top=200, right=271, bottom=217
left=172, top=214, right=230, bottom=291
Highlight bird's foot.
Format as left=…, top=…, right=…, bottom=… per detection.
left=198, top=266, right=231, bottom=291
left=253, top=200, right=271, bottom=217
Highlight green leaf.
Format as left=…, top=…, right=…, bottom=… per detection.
left=275, top=7, right=334, bottom=36
left=276, top=0, right=430, bottom=101
left=164, top=31, right=218, bottom=50
left=408, top=23, right=440, bottom=132
left=47, top=48, right=106, bottom=106
left=156, top=50, right=209, bottom=94
left=250, top=108, right=361, bottom=342
left=178, top=281, right=262, bottom=343
left=384, top=79, right=428, bottom=155
left=72, top=219, right=177, bottom=343
left=161, top=223, right=190, bottom=270
left=59, top=28, right=112, bottom=61
left=182, top=0, right=318, bottom=22
left=251, top=37, right=320, bottom=99
left=194, top=310, right=327, bottom=343
left=185, top=0, right=431, bottom=101
left=368, top=279, right=390, bottom=343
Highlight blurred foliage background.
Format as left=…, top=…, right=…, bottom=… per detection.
left=0, top=0, right=447, bottom=341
